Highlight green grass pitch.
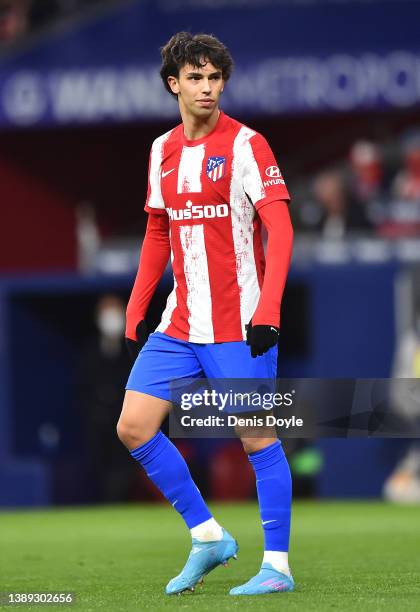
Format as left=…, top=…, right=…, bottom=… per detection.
left=1, top=501, right=420, bottom=611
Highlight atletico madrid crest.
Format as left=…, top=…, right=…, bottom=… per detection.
left=206, top=156, right=226, bottom=182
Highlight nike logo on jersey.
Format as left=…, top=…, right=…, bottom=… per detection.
left=161, top=168, right=175, bottom=178
left=262, top=519, right=277, bottom=525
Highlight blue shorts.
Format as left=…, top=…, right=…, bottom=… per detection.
left=126, top=332, right=278, bottom=402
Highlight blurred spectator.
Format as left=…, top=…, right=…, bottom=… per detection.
left=299, top=170, right=372, bottom=238
left=77, top=294, right=135, bottom=502
left=0, top=0, right=30, bottom=45
left=349, top=140, right=385, bottom=205
left=392, top=131, right=420, bottom=202
left=347, top=139, right=396, bottom=232
left=76, top=201, right=100, bottom=274
left=377, top=131, right=420, bottom=238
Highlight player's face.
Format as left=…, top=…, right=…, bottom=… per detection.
left=168, top=60, right=224, bottom=119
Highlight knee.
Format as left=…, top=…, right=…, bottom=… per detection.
left=240, top=437, right=262, bottom=455
left=240, top=437, right=278, bottom=455
left=116, top=418, right=133, bottom=448
left=116, top=417, right=156, bottom=450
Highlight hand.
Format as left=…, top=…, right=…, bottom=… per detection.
left=125, top=320, right=149, bottom=362
left=246, top=321, right=279, bottom=358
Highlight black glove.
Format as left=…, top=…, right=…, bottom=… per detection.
left=125, top=320, right=149, bottom=362
left=246, top=321, right=280, bottom=358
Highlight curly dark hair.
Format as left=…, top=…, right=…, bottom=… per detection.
left=160, top=32, right=234, bottom=97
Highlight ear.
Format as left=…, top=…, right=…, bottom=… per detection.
left=167, top=76, right=180, bottom=95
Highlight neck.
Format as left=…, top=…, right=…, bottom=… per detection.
left=180, top=105, right=220, bottom=141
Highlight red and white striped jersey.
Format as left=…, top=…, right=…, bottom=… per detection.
left=145, top=111, right=290, bottom=343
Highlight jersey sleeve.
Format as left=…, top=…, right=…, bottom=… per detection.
left=243, top=132, right=290, bottom=211
left=125, top=212, right=170, bottom=340
left=144, top=139, right=167, bottom=215
left=251, top=201, right=293, bottom=327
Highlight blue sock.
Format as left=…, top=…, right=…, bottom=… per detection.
left=248, top=440, right=292, bottom=551
left=130, top=431, right=212, bottom=529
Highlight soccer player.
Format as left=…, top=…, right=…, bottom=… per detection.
left=117, top=32, right=294, bottom=596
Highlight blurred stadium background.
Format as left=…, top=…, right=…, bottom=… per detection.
left=1, top=0, right=420, bottom=513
